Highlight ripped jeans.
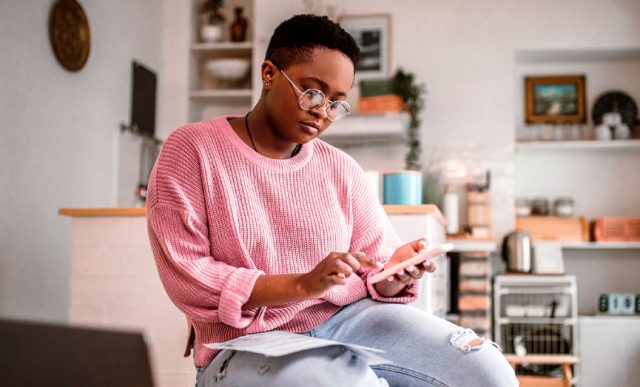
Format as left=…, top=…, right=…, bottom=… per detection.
left=196, top=298, right=518, bottom=387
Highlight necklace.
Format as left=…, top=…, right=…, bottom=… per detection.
left=244, top=111, right=301, bottom=157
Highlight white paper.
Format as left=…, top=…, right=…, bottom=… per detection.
left=204, top=331, right=391, bottom=365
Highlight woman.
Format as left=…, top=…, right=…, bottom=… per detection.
left=147, top=14, right=517, bottom=387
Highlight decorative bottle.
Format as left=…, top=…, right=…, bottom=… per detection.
left=443, top=184, right=459, bottom=234
left=230, top=7, right=248, bottom=42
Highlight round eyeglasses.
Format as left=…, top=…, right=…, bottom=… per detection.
left=278, top=68, right=351, bottom=122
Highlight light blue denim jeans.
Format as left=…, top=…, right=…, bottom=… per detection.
left=196, top=298, right=518, bottom=386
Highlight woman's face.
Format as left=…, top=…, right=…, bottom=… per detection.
left=263, top=47, right=355, bottom=144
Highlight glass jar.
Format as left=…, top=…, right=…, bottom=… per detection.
left=515, top=198, right=531, bottom=217
left=553, top=197, right=575, bottom=216
left=531, top=197, right=549, bottom=215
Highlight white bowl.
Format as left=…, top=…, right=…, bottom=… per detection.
left=206, top=59, right=250, bottom=84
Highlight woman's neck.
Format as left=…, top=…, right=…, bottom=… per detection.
left=233, top=104, right=300, bottom=159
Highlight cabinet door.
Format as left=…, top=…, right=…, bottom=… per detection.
left=387, top=213, right=447, bottom=316
left=577, top=317, right=640, bottom=387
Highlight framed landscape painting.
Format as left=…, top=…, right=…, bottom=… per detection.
left=525, top=75, right=586, bottom=123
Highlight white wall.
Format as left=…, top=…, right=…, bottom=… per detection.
left=0, top=0, right=161, bottom=322
left=245, top=0, right=640, bottom=238
left=2, top=0, right=639, bottom=323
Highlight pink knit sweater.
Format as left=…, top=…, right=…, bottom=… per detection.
left=146, top=116, right=418, bottom=366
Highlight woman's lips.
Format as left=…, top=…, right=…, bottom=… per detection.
left=300, top=121, right=319, bottom=135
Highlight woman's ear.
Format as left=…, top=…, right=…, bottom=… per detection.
left=261, top=61, right=277, bottom=88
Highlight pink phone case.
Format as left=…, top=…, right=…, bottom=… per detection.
left=369, top=243, right=455, bottom=284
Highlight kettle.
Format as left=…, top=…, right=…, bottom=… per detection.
left=502, top=230, right=533, bottom=273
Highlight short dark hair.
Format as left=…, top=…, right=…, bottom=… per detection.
left=265, top=14, right=360, bottom=71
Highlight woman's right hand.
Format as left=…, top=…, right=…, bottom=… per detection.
left=299, top=252, right=364, bottom=298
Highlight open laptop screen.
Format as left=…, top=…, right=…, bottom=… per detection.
left=0, top=319, right=154, bottom=387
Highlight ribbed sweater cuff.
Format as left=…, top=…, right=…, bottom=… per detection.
left=218, top=268, right=264, bottom=328
left=366, top=268, right=419, bottom=303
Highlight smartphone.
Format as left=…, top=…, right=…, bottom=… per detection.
left=369, top=242, right=455, bottom=284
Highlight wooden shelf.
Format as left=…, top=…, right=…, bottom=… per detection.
left=191, top=42, right=253, bottom=51
left=320, top=113, right=409, bottom=146
left=516, top=139, right=640, bottom=151
left=189, top=89, right=253, bottom=99
left=554, top=241, right=640, bottom=250
left=497, top=317, right=576, bottom=325
left=515, top=47, right=640, bottom=64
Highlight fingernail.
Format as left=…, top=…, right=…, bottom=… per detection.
left=337, top=273, right=346, bottom=279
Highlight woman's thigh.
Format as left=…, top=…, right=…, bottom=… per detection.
left=310, top=298, right=518, bottom=387
left=196, top=346, right=388, bottom=387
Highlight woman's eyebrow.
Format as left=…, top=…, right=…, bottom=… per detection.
left=300, top=76, right=347, bottom=98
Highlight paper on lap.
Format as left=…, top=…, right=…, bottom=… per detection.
left=205, top=330, right=391, bottom=365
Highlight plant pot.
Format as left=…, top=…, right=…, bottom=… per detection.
left=201, top=24, right=223, bottom=42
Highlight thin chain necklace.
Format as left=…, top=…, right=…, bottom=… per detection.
left=245, top=111, right=302, bottom=158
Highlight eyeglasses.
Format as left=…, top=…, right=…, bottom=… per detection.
left=278, top=68, right=351, bottom=122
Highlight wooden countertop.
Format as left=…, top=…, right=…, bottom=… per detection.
left=58, top=207, right=147, bottom=216
left=382, top=204, right=446, bottom=225
left=59, top=204, right=445, bottom=224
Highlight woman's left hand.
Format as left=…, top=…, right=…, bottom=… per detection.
left=387, top=238, right=436, bottom=285
left=373, top=238, right=436, bottom=297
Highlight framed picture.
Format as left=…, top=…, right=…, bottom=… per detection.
left=338, top=14, right=391, bottom=79
left=525, top=75, right=586, bottom=123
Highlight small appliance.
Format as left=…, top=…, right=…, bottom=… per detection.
left=501, top=230, right=533, bottom=273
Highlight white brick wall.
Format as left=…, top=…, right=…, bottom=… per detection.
left=68, top=216, right=195, bottom=387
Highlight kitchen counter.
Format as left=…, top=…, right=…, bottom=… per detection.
left=59, top=204, right=446, bottom=223
left=58, top=207, right=147, bottom=216
left=59, top=203, right=448, bottom=387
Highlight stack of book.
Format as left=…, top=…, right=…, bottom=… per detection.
left=358, top=79, right=404, bottom=114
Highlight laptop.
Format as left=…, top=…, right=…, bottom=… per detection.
left=0, top=319, right=154, bottom=387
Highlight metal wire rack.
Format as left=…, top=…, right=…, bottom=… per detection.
left=494, top=275, right=578, bottom=380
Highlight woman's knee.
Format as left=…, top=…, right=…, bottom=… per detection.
left=449, top=334, right=518, bottom=387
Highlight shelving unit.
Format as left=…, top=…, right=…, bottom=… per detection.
left=514, top=46, right=640, bottom=220
left=188, top=0, right=255, bottom=122
left=516, top=139, right=640, bottom=151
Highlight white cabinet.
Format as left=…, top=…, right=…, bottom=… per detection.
left=384, top=205, right=448, bottom=316
left=577, top=316, right=640, bottom=387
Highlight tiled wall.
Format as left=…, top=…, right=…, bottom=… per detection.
left=68, top=216, right=195, bottom=387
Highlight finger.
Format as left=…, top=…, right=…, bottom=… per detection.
left=351, top=252, right=383, bottom=270
left=396, top=270, right=412, bottom=284
left=343, top=253, right=362, bottom=271
left=408, top=238, right=429, bottom=253
left=333, top=259, right=354, bottom=278
left=405, top=265, right=421, bottom=279
left=330, top=273, right=348, bottom=285
left=422, top=260, right=437, bottom=273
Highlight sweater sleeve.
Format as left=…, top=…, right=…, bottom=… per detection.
left=348, top=165, right=420, bottom=303
left=146, top=126, right=263, bottom=329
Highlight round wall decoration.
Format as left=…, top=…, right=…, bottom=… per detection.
left=49, top=0, right=91, bottom=71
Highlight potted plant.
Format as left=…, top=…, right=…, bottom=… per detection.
left=393, top=68, right=426, bottom=171
left=200, top=0, right=226, bottom=42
